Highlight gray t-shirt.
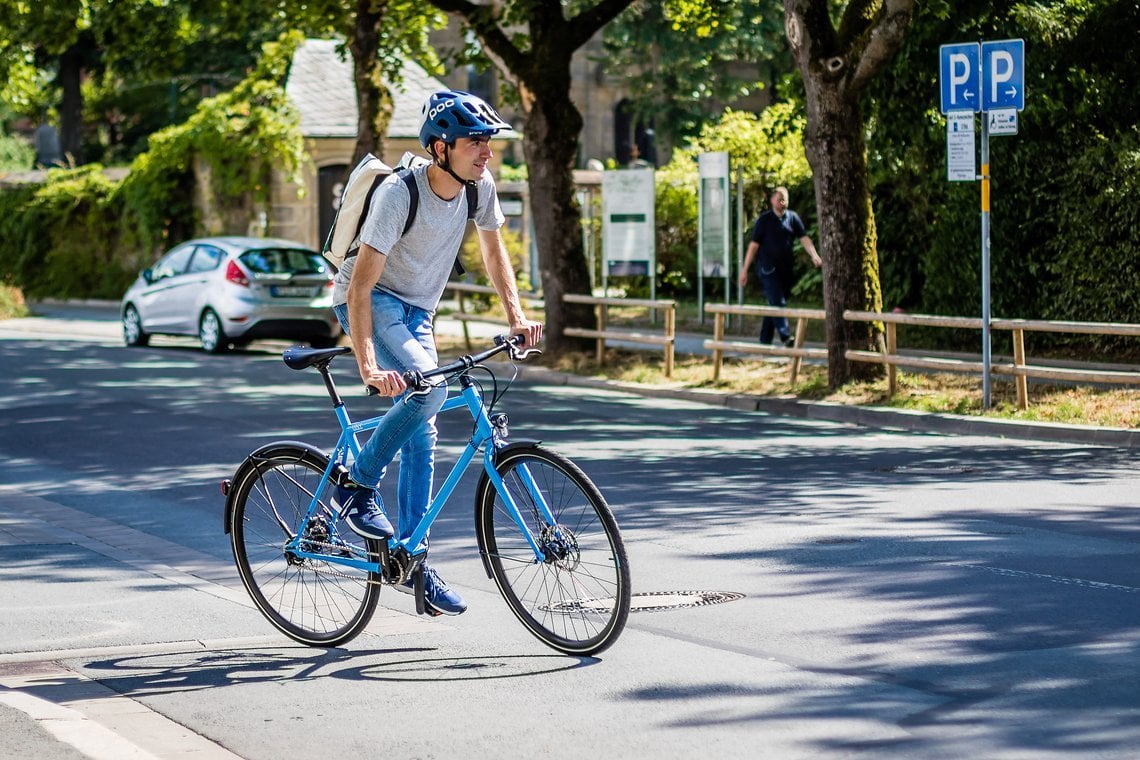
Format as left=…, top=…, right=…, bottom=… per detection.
left=332, top=163, right=505, bottom=311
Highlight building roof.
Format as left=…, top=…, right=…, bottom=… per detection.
left=285, top=38, right=448, bottom=139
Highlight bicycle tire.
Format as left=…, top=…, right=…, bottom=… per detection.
left=475, top=445, right=630, bottom=656
left=228, top=444, right=382, bottom=647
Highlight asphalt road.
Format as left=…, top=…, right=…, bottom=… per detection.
left=1, top=307, right=1139, bottom=759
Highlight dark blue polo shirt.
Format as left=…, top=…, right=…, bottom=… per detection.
left=749, top=209, right=806, bottom=271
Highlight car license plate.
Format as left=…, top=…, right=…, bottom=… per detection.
left=271, top=286, right=315, bottom=298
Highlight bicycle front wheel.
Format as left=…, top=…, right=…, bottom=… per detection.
left=228, top=444, right=382, bottom=647
left=476, top=445, right=630, bottom=656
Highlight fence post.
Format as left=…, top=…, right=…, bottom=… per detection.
left=1012, top=328, right=1028, bottom=410
left=595, top=303, right=606, bottom=366
left=712, top=311, right=725, bottom=381
left=664, top=304, right=675, bottom=378
left=886, top=322, right=898, bottom=396
left=789, top=317, right=808, bottom=383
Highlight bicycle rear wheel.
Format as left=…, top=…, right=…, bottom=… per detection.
left=228, top=444, right=382, bottom=647
left=476, top=445, right=630, bottom=656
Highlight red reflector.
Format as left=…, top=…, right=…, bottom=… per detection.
left=221, top=479, right=231, bottom=496
left=225, top=261, right=249, bottom=287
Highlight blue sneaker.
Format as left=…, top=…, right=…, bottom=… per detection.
left=333, top=483, right=393, bottom=539
left=398, top=564, right=467, bottom=616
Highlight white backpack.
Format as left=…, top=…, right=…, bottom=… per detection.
left=321, top=153, right=393, bottom=272
left=320, top=152, right=476, bottom=275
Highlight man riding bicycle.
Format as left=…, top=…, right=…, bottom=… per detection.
left=331, top=90, right=543, bottom=616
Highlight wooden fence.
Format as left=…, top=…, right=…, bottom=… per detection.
left=562, top=294, right=676, bottom=377
left=844, top=310, right=1140, bottom=409
left=703, top=304, right=827, bottom=383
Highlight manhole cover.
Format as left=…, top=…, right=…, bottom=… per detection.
left=541, top=590, right=745, bottom=615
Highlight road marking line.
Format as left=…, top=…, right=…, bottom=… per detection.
left=943, top=561, right=1140, bottom=593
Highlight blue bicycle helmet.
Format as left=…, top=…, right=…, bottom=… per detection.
left=419, top=90, right=513, bottom=148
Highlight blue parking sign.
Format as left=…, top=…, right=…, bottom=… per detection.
left=940, top=43, right=980, bottom=113
left=981, top=39, right=1025, bottom=111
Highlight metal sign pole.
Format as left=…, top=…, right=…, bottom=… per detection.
left=736, top=167, right=745, bottom=304
left=980, top=116, right=992, bottom=409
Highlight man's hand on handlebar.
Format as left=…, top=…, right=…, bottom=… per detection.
left=362, top=367, right=407, bottom=397
left=509, top=319, right=543, bottom=349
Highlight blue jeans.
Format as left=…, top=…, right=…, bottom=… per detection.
left=334, top=293, right=447, bottom=546
left=758, top=267, right=790, bottom=344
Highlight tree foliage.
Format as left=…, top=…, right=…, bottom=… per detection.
left=0, top=0, right=200, bottom=161
left=602, top=0, right=791, bottom=147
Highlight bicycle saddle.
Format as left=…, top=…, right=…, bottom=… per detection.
left=282, top=345, right=352, bottom=370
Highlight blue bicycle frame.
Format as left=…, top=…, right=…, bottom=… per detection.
left=281, top=372, right=554, bottom=573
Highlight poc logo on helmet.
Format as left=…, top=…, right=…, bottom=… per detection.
left=428, top=99, right=456, bottom=121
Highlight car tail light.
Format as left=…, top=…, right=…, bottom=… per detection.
left=225, top=260, right=250, bottom=287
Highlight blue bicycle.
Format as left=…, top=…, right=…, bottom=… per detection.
left=223, top=336, right=630, bottom=655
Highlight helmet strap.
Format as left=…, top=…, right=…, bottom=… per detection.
left=433, top=140, right=478, bottom=189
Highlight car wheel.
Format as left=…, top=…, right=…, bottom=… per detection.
left=122, top=305, right=149, bottom=347
left=199, top=309, right=228, bottom=354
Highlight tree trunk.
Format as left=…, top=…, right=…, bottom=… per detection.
left=784, top=0, right=913, bottom=388
left=348, top=0, right=393, bottom=164
left=59, top=45, right=84, bottom=165
left=803, top=91, right=882, bottom=386
left=520, top=72, right=594, bottom=352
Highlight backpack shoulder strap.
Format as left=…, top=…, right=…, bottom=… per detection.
left=398, top=169, right=419, bottom=236
left=465, top=183, right=477, bottom=221
left=453, top=183, right=479, bottom=276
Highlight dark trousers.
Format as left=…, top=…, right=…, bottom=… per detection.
left=758, top=268, right=790, bottom=344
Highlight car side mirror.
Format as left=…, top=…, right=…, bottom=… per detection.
left=141, top=268, right=155, bottom=284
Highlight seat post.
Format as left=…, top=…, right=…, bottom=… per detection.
left=316, top=363, right=344, bottom=408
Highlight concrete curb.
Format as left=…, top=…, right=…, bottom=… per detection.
left=517, top=365, right=1140, bottom=449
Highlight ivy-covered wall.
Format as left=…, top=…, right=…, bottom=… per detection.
left=0, top=32, right=306, bottom=300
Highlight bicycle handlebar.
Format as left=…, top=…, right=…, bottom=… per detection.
left=366, top=335, right=537, bottom=396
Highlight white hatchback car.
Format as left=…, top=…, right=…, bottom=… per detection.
left=120, top=236, right=341, bottom=353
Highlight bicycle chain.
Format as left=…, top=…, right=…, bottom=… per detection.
left=294, top=540, right=393, bottom=586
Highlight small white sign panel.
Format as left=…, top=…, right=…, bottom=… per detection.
left=602, top=169, right=656, bottom=276
left=946, top=111, right=976, bottom=182
left=988, top=108, right=1018, bottom=136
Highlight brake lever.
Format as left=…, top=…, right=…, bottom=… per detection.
left=398, top=369, right=443, bottom=404
left=510, top=346, right=543, bottom=361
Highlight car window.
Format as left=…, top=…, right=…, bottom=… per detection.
left=187, top=245, right=224, bottom=273
left=152, top=245, right=195, bottom=280
left=239, top=248, right=328, bottom=276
